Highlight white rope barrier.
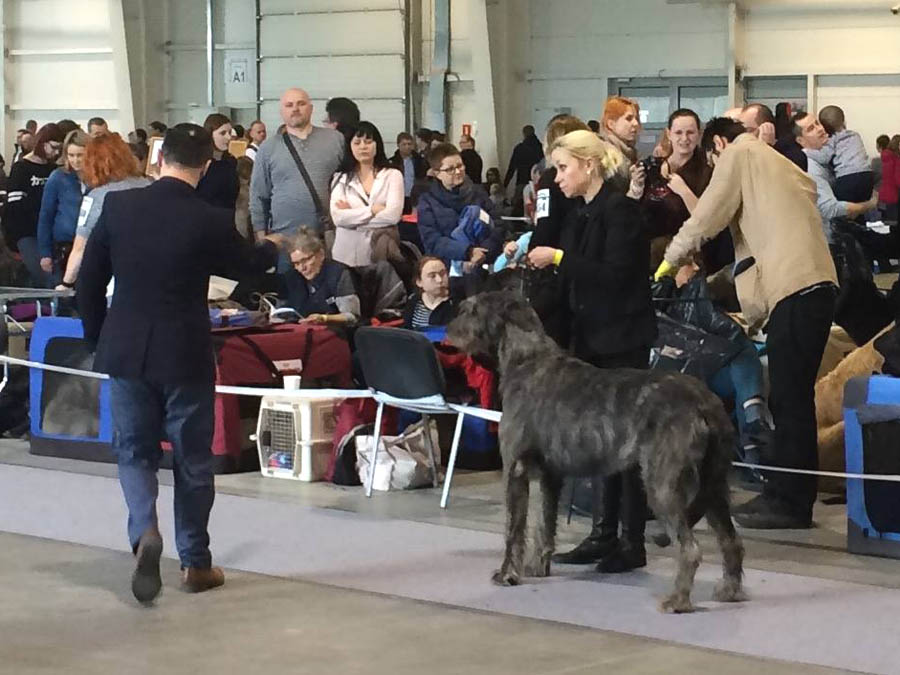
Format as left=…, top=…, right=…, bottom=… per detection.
left=0, top=355, right=371, bottom=399
left=731, top=462, right=900, bottom=483
left=4, top=353, right=900, bottom=483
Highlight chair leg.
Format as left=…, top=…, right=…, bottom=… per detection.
left=420, top=414, right=440, bottom=488
left=440, top=412, right=466, bottom=509
left=365, top=402, right=385, bottom=498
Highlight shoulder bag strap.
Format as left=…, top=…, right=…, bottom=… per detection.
left=282, top=132, right=327, bottom=222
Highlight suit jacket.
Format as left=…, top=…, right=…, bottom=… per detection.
left=388, top=150, right=428, bottom=180
left=77, top=177, right=278, bottom=383
left=664, top=133, right=837, bottom=330
left=558, top=181, right=656, bottom=357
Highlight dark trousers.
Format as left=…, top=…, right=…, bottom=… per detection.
left=579, top=346, right=650, bottom=545
left=110, top=377, right=216, bottom=568
left=763, top=285, right=836, bottom=514
left=834, top=171, right=874, bottom=205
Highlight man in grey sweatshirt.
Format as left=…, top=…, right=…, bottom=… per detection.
left=249, top=88, right=344, bottom=265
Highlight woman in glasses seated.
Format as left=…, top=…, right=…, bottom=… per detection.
left=282, top=228, right=360, bottom=326
left=416, top=143, right=502, bottom=279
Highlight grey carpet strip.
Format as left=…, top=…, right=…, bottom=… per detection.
left=0, top=464, right=894, bottom=675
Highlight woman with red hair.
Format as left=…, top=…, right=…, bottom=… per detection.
left=598, top=96, right=646, bottom=200
left=57, top=133, right=150, bottom=289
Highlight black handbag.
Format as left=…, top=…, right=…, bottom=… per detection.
left=282, top=132, right=331, bottom=232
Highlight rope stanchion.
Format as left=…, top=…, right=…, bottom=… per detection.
left=0, top=354, right=371, bottom=400
left=7, top=354, right=900, bottom=485
left=732, top=462, right=900, bottom=483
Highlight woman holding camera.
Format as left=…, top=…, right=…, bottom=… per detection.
left=527, top=130, right=656, bottom=573
left=643, top=108, right=731, bottom=273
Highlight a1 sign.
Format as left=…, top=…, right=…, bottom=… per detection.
left=228, top=58, right=248, bottom=85
left=462, top=124, right=472, bottom=136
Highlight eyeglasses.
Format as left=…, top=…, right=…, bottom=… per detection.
left=291, top=252, right=318, bottom=267
left=437, top=163, right=465, bottom=174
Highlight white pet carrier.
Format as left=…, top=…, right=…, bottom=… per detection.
left=256, top=394, right=338, bottom=481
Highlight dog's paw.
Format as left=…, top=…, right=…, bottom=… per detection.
left=713, top=581, right=747, bottom=603
left=659, top=594, right=695, bottom=614
left=491, top=569, right=521, bottom=587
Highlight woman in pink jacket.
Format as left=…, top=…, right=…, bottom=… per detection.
left=330, top=121, right=405, bottom=267
left=878, top=134, right=900, bottom=222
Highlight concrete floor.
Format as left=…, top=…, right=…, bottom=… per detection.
left=0, top=533, right=856, bottom=675
left=0, top=438, right=892, bottom=674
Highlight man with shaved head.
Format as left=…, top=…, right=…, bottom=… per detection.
left=249, top=87, right=344, bottom=263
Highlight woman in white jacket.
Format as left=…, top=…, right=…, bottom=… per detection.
left=330, top=121, right=405, bottom=267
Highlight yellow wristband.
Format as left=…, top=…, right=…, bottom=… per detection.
left=553, top=249, right=564, bottom=266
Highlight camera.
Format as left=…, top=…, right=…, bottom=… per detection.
left=893, top=4, right=900, bottom=15
left=639, top=155, right=664, bottom=177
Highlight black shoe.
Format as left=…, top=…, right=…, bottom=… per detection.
left=731, top=493, right=770, bottom=515
left=132, top=528, right=163, bottom=605
left=552, top=534, right=618, bottom=564
left=596, top=543, right=647, bottom=573
left=740, top=420, right=773, bottom=452
left=732, top=496, right=812, bottom=530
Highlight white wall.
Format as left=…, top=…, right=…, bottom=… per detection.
left=744, top=4, right=900, bottom=154
left=3, top=0, right=134, bottom=157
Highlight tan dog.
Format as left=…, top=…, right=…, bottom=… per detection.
left=815, top=324, right=892, bottom=492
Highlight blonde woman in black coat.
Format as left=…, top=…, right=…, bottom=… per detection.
left=528, top=129, right=656, bottom=573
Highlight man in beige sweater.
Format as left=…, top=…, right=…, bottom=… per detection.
left=656, top=117, right=838, bottom=529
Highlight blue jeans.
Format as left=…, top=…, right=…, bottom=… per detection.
left=708, top=342, right=765, bottom=435
left=110, top=377, right=216, bottom=568
left=16, top=236, right=48, bottom=288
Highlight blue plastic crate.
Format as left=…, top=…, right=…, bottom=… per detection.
left=29, top=317, right=113, bottom=461
left=844, top=375, right=900, bottom=558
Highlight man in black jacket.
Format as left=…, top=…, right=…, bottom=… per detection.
left=504, top=125, right=544, bottom=215
left=389, top=132, right=428, bottom=212
left=78, top=124, right=282, bottom=604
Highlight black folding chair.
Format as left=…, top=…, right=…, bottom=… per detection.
left=355, top=326, right=500, bottom=508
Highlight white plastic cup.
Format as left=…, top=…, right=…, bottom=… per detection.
left=283, top=375, right=302, bottom=390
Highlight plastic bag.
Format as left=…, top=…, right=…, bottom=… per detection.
left=355, top=419, right=440, bottom=491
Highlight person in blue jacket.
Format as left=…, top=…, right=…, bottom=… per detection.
left=37, top=129, right=89, bottom=286
left=417, top=143, right=502, bottom=277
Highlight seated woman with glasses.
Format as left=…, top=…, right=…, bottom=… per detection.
left=416, top=143, right=502, bottom=281
left=282, top=228, right=360, bottom=326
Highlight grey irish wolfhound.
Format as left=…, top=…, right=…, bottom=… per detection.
left=446, top=291, right=745, bottom=613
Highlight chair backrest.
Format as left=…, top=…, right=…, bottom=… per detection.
left=355, top=326, right=446, bottom=400
left=0, top=316, right=8, bottom=355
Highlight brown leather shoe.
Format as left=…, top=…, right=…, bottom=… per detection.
left=181, top=566, right=225, bottom=593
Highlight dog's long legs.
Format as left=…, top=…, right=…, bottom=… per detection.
left=526, top=469, right=562, bottom=577
left=660, top=513, right=701, bottom=614
left=493, top=459, right=529, bottom=586
left=706, top=489, right=746, bottom=603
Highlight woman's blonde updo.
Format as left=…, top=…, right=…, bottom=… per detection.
left=549, top=129, right=624, bottom=181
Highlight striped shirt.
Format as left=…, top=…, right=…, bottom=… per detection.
left=411, top=300, right=433, bottom=329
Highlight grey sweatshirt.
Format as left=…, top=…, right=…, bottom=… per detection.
left=805, top=129, right=870, bottom=179
left=249, top=127, right=345, bottom=235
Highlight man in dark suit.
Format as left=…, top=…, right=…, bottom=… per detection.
left=78, top=124, right=282, bottom=604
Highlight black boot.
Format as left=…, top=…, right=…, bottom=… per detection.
left=597, top=467, right=648, bottom=573
left=553, top=472, right=619, bottom=564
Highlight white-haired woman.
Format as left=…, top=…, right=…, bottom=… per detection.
left=527, top=129, right=656, bottom=574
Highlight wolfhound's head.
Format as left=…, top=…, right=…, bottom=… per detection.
left=446, top=291, right=547, bottom=368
